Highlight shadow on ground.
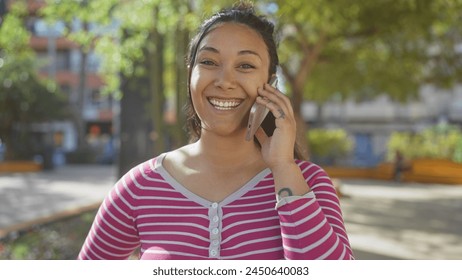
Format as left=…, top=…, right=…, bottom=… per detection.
left=340, top=180, right=462, bottom=260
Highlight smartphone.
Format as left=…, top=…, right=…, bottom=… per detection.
left=245, top=76, right=278, bottom=141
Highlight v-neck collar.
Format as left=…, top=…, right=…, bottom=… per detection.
left=153, top=153, right=271, bottom=207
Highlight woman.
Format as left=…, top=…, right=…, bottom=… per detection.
left=78, top=2, right=354, bottom=260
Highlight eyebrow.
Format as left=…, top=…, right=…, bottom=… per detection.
left=198, top=46, right=262, bottom=60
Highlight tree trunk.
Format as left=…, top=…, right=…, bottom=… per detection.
left=75, top=48, right=88, bottom=149
left=117, top=72, right=154, bottom=177
left=149, top=9, right=169, bottom=156
left=117, top=25, right=158, bottom=176
left=292, top=86, right=310, bottom=160
left=2, top=126, right=15, bottom=161
left=283, top=29, right=327, bottom=160
left=173, top=26, right=189, bottom=146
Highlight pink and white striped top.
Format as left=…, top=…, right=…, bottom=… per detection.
left=78, top=153, right=354, bottom=260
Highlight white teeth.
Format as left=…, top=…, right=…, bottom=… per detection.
left=209, top=98, right=241, bottom=110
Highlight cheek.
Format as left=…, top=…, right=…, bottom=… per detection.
left=240, top=78, right=265, bottom=99
left=189, top=69, right=211, bottom=121
left=246, top=84, right=259, bottom=99
left=189, top=69, right=203, bottom=102
left=190, top=68, right=201, bottom=92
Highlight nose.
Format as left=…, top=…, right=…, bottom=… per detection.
left=214, top=67, right=236, bottom=90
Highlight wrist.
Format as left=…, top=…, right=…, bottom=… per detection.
left=275, top=191, right=315, bottom=208
left=269, top=160, right=297, bottom=173
left=272, top=162, right=312, bottom=196
left=277, top=187, right=294, bottom=198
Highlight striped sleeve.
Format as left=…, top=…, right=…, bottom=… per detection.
left=78, top=169, right=140, bottom=260
left=276, top=161, right=354, bottom=260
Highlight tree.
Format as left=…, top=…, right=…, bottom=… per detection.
left=39, top=0, right=462, bottom=169
left=68, top=0, right=235, bottom=175
left=0, top=1, right=68, bottom=160
left=268, top=0, right=462, bottom=156
left=41, top=0, right=108, bottom=151
left=276, top=0, right=462, bottom=99
left=91, top=0, right=195, bottom=175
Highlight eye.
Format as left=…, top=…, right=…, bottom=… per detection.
left=238, top=63, right=256, bottom=70
left=199, top=59, right=217, bottom=66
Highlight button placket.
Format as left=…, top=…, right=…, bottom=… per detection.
left=208, top=202, right=221, bottom=258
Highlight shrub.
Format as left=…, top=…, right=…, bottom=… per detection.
left=386, top=124, right=462, bottom=163
left=306, top=128, right=354, bottom=165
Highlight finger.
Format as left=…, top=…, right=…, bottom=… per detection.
left=255, top=127, right=268, bottom=145
left=258, top=86, right=293, bottom=116
left=255, top=93, right=294, bottom=123
left=263, top=83, right=293, bottom=111
left=262, top=101, right=289, bottom=122
left=276, top=108, right=286, bottom=120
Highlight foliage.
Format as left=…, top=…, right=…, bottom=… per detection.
left=0, top=55, right=67, bottom=122
left=306, top=128, right=354, bottom=165
left=40, top=0, right=462, bottom=108
left=40, top=0, right=462, bottom=163
left=0, top=210, right=96, bottom=260
left=386, top=124, right=462, bottom=163
left=270, top=0, right=462, bottom=105
left=0, top=1, right=69, bottom=160
left=0, top=1, right=32, bottom=56
left=0, top=209, right=140, bottom=260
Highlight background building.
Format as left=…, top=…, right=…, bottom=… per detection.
left=18, top=0, right=118, bottom=165
left=303, top=84, right=462, bottom=166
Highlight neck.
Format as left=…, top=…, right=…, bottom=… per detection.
left=195, top=131, right=263, bottom=170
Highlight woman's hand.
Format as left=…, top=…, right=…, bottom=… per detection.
left=254, top=82, right=297, bottom=169
left=254, top=82, right=312, bottom=198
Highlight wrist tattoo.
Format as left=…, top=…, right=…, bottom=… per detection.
left=278, top=187, right=293, bottom=198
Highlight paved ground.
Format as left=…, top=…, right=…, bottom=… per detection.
left=1, top=165, right=461, bottom=259
left=339, top=179, right=462, bottom=260
left=0, top=165, right=117, bottom=238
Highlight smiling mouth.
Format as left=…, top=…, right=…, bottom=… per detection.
left=208, top=98, right=243, bottom=110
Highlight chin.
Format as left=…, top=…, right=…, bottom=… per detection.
left=203, top=126, right=246, bottom=139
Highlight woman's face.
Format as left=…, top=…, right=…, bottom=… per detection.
left=190, top=23, right=270, bottom=138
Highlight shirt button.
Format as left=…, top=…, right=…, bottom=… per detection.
left=212, top=216, right=219, bottom=222
left=211, top=202, right=218, bottom=209
left=210, top=250, right=217, bottom=257
left=212, top=228, right=219, bottom=235
left=212, top=240, right=219, bottom=246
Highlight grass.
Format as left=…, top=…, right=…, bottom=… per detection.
left=0, top=210, right=97, bottom=260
